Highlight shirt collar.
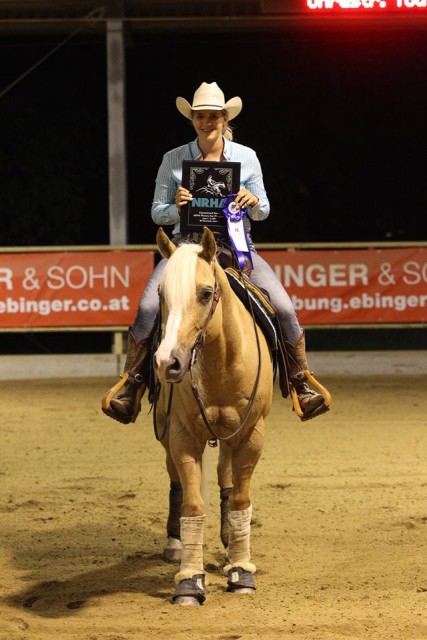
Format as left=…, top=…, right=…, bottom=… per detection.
left=190, top=137, right=232, bottom=161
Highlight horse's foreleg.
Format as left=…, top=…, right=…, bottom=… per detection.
left=172, top=514, right=207, bottom=605
left=170, top=430, right=207, bottom=605
left=225, top=422, right=264, bottom=594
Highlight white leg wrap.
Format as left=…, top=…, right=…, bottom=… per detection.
left=175, top=515, right=205, bottom=584
left=224, top=505, right=256, bottom=574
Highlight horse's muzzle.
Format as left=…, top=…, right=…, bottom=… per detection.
left=154, top=348, right=191, bottom=383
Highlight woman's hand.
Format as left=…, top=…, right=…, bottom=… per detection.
left=234, top=188, right=259, bottom=210
left=175, top=187, right=193, bottom=215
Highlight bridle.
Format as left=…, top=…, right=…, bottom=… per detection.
left=189, top=265, right=221, bottom=370
left=153, top=261, right=263, bottom=446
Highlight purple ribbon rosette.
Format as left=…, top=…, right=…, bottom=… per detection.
left=222, top=194, right=253, bottom=270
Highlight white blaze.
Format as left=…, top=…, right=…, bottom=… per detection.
left=156, top=242, right=200, bottom=371
left=155, top=310, right=182, bottom=367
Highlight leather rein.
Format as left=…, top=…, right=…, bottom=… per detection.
left=153, top=262, right=263, bottom=445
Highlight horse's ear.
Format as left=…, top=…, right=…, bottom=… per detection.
left=156, top=227, right=176, bottom=259
left=200, top=227, right=217, bottom=263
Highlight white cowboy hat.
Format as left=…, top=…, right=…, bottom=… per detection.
left=176, top=82, right=242, bottom=121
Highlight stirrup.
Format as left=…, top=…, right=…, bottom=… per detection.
left=290, top=370, right=331, bottom=422
left=101, top=372, right=144, bottom=425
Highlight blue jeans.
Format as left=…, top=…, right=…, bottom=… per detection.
left=131, top=249, right=302, bottom=345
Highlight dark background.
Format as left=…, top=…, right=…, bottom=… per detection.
left=0, top=26, right=426, bottom=352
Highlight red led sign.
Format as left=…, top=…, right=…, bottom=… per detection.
left=307, top=0, right=426, bottom=9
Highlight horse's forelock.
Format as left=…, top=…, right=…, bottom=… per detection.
left=160, top=243, right=203, bottom=310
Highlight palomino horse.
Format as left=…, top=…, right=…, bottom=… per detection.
left=154, top=226, right=273, bottom=605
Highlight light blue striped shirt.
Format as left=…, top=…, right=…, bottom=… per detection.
left=151, top=137, right=270, bottom=235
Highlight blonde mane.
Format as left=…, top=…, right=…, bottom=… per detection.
left=160, top=242, right=203, bottom=310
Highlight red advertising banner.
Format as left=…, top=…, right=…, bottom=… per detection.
left=0, top=251, right=154, bottom=328
left=259, top=247, right=427, bottom=325
left=0, top=247, right=425, bottom=328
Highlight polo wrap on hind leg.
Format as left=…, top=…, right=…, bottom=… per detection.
left=175, top=515, right=205, bottom=583
left=167, top=481, right=183, bottom=540
left=224, top=505, right=256, bottom=574
left=220, top=487, right=232, bottom=549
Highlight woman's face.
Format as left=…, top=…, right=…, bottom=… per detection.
left=192, top=110, right=228, bottom=143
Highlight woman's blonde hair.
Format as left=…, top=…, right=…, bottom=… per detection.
left=221, top=109, right=234, bottom=141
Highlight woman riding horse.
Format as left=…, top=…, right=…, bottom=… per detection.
left=102, top=81, right=329, bottom=424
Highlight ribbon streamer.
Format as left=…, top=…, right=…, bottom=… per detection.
left=222, top=194, right=253, bottom=270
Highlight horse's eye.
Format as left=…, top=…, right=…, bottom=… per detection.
left=199, top=288, right=213, bottom=304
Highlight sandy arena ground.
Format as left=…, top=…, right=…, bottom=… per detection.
left=0, top=373, right=426, bottom=640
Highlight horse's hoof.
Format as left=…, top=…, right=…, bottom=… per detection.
left=163, top=537, right=182, bottom=562
left=226, top=567, right=256, bottom=594
left=172, top=574, right=207, bottom=605
left=172, top=596, right=201, bottom=606
left=164, top=547, right=182, bottom=562
left=229, top=586, right=255, bottom=595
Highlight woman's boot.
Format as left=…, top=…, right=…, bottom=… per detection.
left=102, top=329, right=150, bottom=424
left=285, top=331, right=330, bottom=421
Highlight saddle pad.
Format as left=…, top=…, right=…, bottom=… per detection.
left=225, top=268, right=278, bottom=352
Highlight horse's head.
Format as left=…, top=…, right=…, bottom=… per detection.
left=154, top=227, right=220, bottom=383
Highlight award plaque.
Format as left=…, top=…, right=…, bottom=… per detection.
left=180, top=160, right=241, bottom=234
